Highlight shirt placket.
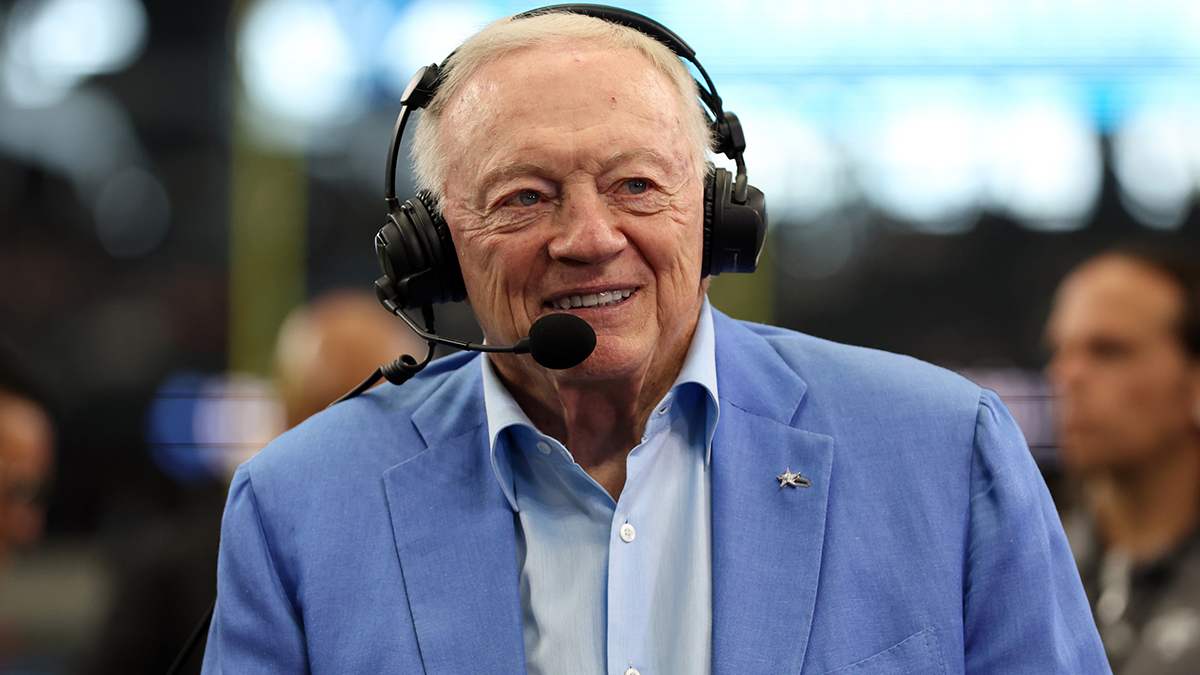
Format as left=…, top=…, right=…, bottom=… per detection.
left=606, top=391, right=675, bottom=675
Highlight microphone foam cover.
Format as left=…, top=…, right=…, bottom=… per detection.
left=528, top=313, right=596, bottom=370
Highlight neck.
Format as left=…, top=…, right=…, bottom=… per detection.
left=1085, top=437, right=1200, bottom=563
left=492, top=303, right=703, bottom=500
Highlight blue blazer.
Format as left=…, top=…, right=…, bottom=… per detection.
left=202, top=311, right=1109, bottom=674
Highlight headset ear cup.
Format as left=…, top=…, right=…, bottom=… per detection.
left=374, top=191, right=467, bottom=309
left=414, top=191, right=467, bottom=304
left=705, top=168, right=767, bottom=276
left=702, top=169, right=717, bottom=279
left=376, top=210, right=421, bottom=309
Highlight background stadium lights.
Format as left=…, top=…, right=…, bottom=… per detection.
left=237, top=0, right=362, bottom=128
left=231, top=0, right=1200, bottom=234
left=735, top=101, right=852, bottom=225
left=983, top=100, right=1103, bottom=233
left=378, top=0, right=491, bottom=98
left=860, top=97, right=986, bottom=233
left=1, top=0, right=148, bottom=108
left=93, top=166, right=172, bottom=258
left=654, top=0, right=1200, bottom=75
left=1113, top=106, right=1200, bottom=231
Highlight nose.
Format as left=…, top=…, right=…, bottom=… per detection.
left=1046, top=349, right=1086, bottom=396
left=546, top=185, right=626, bottom=265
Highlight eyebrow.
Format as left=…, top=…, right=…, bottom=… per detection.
left=478, top=162, right=553, bottom=199
left=476, top=147, right=681, bottom=199
left=604, top=147, right=675, bottom=171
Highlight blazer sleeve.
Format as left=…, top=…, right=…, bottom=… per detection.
left=201, top=464, right=311, bottom=674
left=961, top=389, right=1110, bottom=673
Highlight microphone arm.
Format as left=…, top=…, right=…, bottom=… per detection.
left=379, top=298, right=530, bottom=355
left=332, top=302, right=536, bottom=406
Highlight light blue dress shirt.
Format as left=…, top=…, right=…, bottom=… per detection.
left=484, top=299, right=720, bottom=675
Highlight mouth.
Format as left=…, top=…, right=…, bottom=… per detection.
left=545, top=288, right=637, bottom=310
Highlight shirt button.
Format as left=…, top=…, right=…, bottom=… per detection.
left=624, top=668, right=640, bottom=675
left=619, top=523, right=636, bottom=542
left=536, top=441, right=552, bottom=455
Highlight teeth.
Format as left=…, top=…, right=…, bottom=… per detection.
left=552, top=289, right=633, bottom=310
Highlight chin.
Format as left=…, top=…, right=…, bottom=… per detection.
left=1059, top=434, right=1127, bottom=474
left=555, top=337, right=648, bottom=381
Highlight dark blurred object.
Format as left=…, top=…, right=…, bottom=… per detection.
left=78, top=288, right=422, bottom=674
left=1045, top=247, right=1200, bottom=674
left=75, top=484, right=223, bottom=675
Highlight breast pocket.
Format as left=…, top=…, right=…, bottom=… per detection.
left=820, top=627, right=945, bottom=675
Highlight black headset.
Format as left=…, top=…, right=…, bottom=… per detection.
left=375, top=3, right=768, bottom=311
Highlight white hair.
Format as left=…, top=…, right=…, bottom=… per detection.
left=409, top=11, right=714, bottom=208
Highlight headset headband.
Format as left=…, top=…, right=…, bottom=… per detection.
left=384, top=4, right=749, bottom=208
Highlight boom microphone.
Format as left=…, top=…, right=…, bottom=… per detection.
left=526, top=312, right=597, bottom=370
left=378, top=294, right=596, bottom=371
left=333, top=298, right=597, bottom=404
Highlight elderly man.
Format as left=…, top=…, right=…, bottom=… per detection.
left=1045, top=248, right=1200, bottom=674
left=203, top=7, right=1106, bottom=674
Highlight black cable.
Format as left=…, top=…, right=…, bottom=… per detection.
left=165, top=597, right=215, bottom=675
left=331, top=305, right=437, bottom=405
left=169, top=308, right=437, bottom=672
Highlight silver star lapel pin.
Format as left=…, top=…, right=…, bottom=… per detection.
left=777, top=467, right=811, bottom=488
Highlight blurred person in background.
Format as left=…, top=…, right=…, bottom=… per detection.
left=0, top=339, right=54, bottom=566
left=1045, top=247, right=1200, bottom=674
left=0, top=338, right=55, bottom=668
left=274, top=288, right=427, bottom=430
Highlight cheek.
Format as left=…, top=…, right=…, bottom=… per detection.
left=649, top=216, right=704, bottom=287
left=1120, top=365, right=1186, bottom=409
left=638, top=187, right=704, bottom=271
left=1082, top=369, right=1192, bottom=444
left=451, top=227, right=547, bottom=325
left=447, top=211, right=501, bottom=282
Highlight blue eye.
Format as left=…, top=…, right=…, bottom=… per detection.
left=626, top=179, right=648, bottom=195
left=517, top=190, right=540, bottom=206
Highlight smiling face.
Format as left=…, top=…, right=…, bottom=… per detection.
left=437, top=43, right=707, bottom=387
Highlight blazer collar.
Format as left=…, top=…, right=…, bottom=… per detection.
left=410, top=353, right=487, bottom=448
left=385, top=357, right=527, bottom=675
left=711, top=310, right=809, bottom=425
left=710, top=310, right=833, bottom=674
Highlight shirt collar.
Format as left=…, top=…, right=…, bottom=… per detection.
left=483, top=297, right=720, bottom=511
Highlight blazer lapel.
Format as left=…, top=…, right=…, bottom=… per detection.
left=382, top=360, right=526, bottom=675
left=710, top=312, right=834, bottom=674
